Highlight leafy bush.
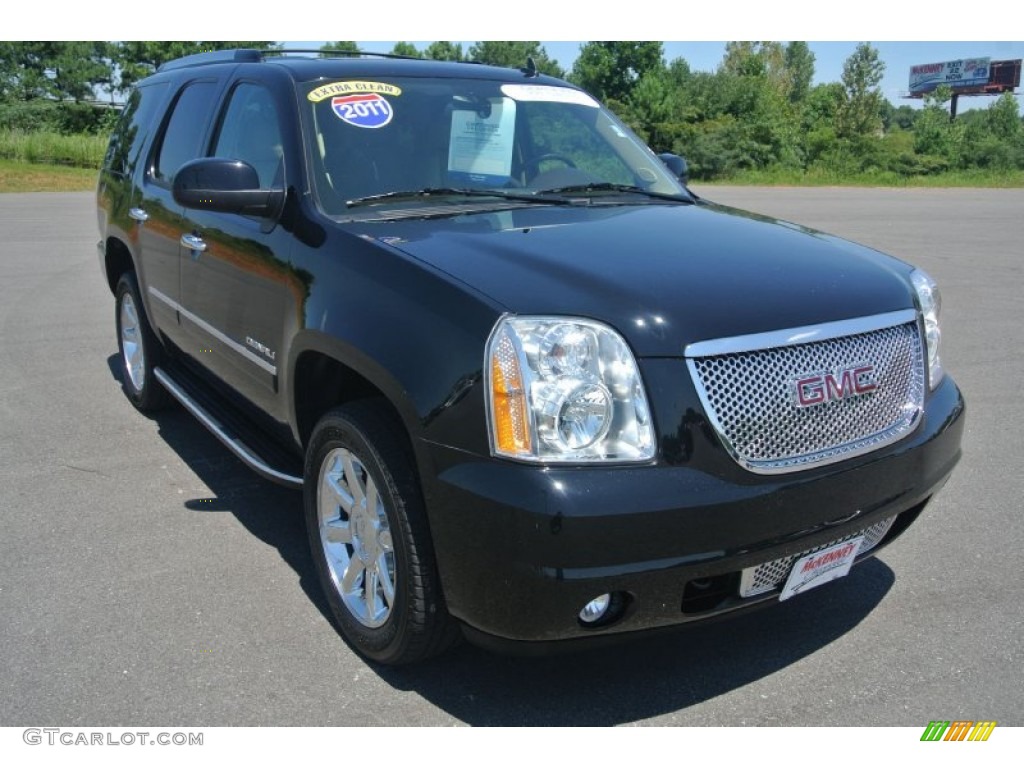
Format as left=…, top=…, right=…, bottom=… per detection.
left=0, top=101, right=119, bottom=135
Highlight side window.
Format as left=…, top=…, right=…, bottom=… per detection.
left=103, top=82, right=169, bottom=177
left=154, top=81, right=220, bottom=184
left=213, top=83, right=284, bottom=189
left=102, top=90, right=139, bottom=175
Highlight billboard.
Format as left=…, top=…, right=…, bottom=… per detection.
left=909, top=58, right=991, bottom=95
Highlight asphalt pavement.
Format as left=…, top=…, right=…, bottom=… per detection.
left=0, top=187, right=1020, bottom=726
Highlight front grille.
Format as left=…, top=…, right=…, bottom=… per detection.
left=686, top=315, right=925, bottom=474
left=738, top=516, right=896, bottom=598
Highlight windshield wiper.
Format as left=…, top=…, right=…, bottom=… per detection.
left=534, top=182, right=692, bottom=203
left=346, top=187, right=567, bottom=208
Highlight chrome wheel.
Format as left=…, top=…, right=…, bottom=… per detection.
left=318, top=447, right=396, bottom=628
left=119, top=292, right=145, bottom=392
left=113, top=272, right=170, bottom=412
left=305, top=403, right=458, bottom=663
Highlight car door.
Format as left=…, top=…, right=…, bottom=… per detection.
left=177, top=79, right=296, bottom=420
left=136, top=78, right=224, bottom=343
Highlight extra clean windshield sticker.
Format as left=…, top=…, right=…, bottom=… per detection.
left=307, top=81, right=402, bottom=102
left=500, top=84, right=598, bottom=108
left=331, top=93, right=393, bottom=128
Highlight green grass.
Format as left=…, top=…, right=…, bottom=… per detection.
left=703, top=167, right=1024, bottom=188
left=0, top=130, right=105, bottom=191
left=0, top=130, right=106, bottom=169
left=0, top=159, right=97, bottom=192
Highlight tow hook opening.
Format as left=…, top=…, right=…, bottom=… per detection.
left=682, top=572, right=740, bottom=615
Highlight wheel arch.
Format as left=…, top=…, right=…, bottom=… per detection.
left=289, top=336, right=424, bottom=473
left=103, top=236, right=136, bottom=294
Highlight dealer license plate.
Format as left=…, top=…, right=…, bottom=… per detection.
left=779, top=536, right=864, bottom=601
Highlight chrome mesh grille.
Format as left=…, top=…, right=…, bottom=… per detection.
left=738, top=516, right=896, bottom=598
left=687, top=321, right=924, bottom=473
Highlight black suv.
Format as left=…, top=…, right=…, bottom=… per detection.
left=97, top=49, right=964, bottom=664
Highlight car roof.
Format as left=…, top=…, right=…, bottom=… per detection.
left=151, top=49, right=568, bottom=87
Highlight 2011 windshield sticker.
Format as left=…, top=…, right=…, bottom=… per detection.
left=331, top=94, right=394, bottom=129
left=307, top=81, right=402, bottom=103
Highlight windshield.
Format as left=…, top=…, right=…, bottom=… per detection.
left=302, top=77, right=689, bottom=216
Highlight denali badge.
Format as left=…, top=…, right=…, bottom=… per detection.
left=793, top=365, right=877, bottom=407
left=245, top=336, right=276, bottom=361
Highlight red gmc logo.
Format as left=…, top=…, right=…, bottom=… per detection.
left=794, top=365, right=878, bottom=407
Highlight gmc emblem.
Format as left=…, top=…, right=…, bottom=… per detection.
left=793, top=365, right=878, bottom=407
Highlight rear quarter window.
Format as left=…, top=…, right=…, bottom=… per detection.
left=102, top=82, right=169, bottom=178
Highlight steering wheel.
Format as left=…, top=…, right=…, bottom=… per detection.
left=525, top=153, right=577, bottom=177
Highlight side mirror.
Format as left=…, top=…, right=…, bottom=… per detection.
left=172, top=158, right=284, bottom=218
left=657, top=152, right=689, bottom=185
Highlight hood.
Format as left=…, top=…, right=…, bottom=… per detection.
left=347, top=202, right=916, bottom=357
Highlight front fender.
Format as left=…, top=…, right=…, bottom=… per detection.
left=284, top=227, right=503, bottom=458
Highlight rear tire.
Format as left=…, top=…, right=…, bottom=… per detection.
left=304, top=401, right=459, bottom=664
left=115, top=272, right=171, bottom=412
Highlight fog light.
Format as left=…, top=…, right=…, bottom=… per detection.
left=579, top=593, right=612, bottom=624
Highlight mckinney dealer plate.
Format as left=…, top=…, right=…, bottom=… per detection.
left=779, top=536, right=864, bottom=601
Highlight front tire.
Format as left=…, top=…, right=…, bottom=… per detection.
left=304, top=401, right=458, bottom=664
left=115, top=272, right=171, bottom=412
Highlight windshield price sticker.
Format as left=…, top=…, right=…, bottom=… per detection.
left=779, top=536, right=864, bottom=601
left=448, top=98, right=516, bottom=180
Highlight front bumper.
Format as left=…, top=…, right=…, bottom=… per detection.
left=422, top=374, right=964, bottom=648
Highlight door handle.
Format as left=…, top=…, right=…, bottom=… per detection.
left=180, top=233, right=207, bottom=253
left=128, top=207, right=148, bottom=222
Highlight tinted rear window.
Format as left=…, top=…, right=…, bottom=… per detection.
left=102, top=82, right=169, bottom=177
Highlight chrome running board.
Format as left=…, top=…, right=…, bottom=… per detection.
left=153, top=367, right=303, bottom=489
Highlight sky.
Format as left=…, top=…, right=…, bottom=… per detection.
left=291, top=41, right=1024, bottom=114
left=12, top=1, right=1024, bottom=115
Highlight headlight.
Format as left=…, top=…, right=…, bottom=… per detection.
left=486, top=316, right=655, bottom=462
left=910, top=269, right=943, bottom=389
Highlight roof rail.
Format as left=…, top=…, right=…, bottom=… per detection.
left=261, top=48, right=430, bottom=61
left=155, top=47, right=490, bottom=74
left=263, top=48, right=489, bottom=65
left=157, top=49, right=263, bottom=72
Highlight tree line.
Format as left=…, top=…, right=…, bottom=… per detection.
left=1, top=41, right=1021, bottom=179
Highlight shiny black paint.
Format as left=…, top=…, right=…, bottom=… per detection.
left=425, top=378, right=963, bottom=641
left=286, top=216, right=501, bottom=445
left=362, top=203, right=917, bottom=357
left=172, top=158, right=284, bottom=217
left=97, top=55, right=966, bottom=650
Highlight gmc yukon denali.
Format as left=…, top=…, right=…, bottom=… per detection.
left=96, top=49, right=965, bottom=664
